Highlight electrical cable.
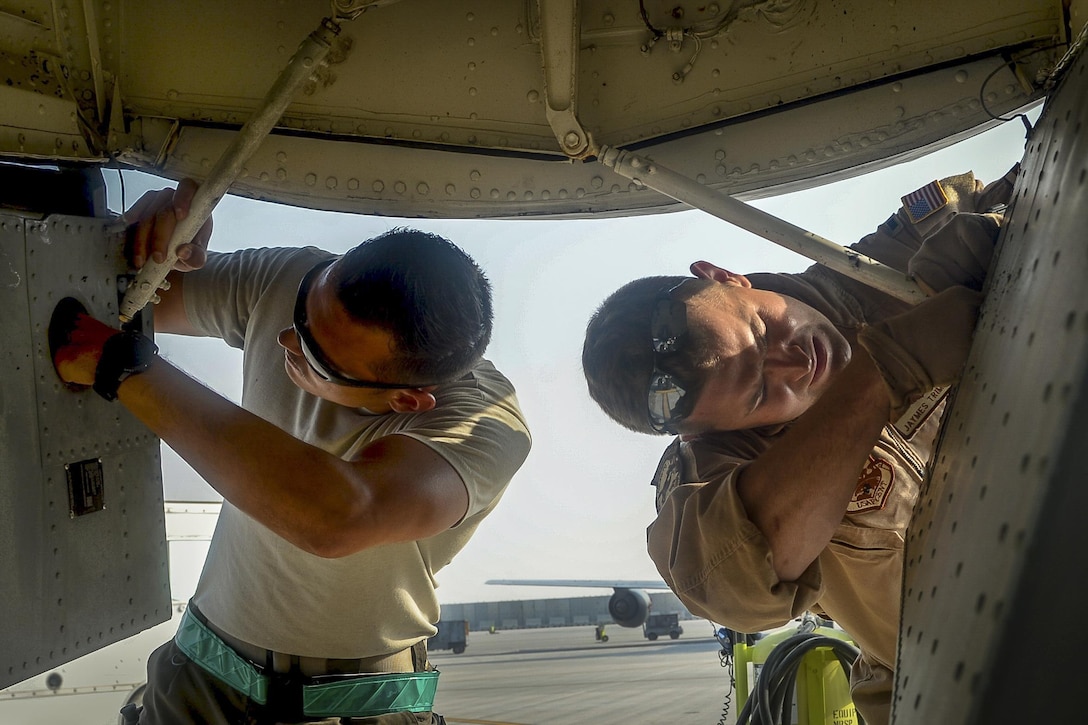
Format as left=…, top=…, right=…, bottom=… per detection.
left=714, top=626, right=735, bottom=725
left=734, top=632, right=863, bottom=725
left=637, top=0, right=736, bottom=79
left=637, top=0, right=739, bottom=40
left=977, top=42, right=1068, bottom=139
left=637, top=0, right=664, bottom=42
left=119, top=167, right=126, bottom=212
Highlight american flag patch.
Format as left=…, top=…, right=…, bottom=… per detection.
left=901, top=180, right=948, bottom=223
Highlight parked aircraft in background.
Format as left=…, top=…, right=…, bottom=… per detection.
left=487, top=579, right=671, bottom=629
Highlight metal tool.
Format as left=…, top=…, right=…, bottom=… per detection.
left=118, top=17, right=344, bottom=322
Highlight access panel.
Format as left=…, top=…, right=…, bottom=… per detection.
left=0, top=206, right=169, bottom=690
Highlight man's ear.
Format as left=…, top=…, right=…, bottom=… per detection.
left=388, top=387, right=438, bottom=414
left=690, top=261, right=751, bottom=288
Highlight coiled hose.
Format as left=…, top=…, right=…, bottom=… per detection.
left=735, top=632, right=863, bottom=725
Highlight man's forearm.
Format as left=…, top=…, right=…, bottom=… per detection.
left=735, top=351, right=890, bottom=582
left=116, top=359, right=374, bottom=554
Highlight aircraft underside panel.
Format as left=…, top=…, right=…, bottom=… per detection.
left=0, top=0, right=1070, bottom=218
left=894, top=42, right=1088, bottom=724
left=0, top=212, right=169, bottom=690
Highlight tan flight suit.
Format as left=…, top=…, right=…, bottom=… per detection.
left=645, top=168, right=1017, bottom=725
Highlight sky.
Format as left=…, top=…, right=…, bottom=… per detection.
left=103, top=116, right=1034, bottom=606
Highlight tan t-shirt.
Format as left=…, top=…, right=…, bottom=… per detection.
left=182, top=246, right=531, bottom=659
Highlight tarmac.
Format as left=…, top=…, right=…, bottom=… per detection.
left=430, top=623, right=737, bottom=725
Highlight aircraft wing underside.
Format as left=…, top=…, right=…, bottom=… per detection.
left=0, top=0, right=1076, bottom=218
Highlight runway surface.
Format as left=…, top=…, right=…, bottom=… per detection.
left=429, top=623, right=737, bottom=725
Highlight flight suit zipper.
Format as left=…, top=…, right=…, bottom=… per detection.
left=880, top=425, right=927, bottom=481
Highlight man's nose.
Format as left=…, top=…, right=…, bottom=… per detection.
left=764, top=343, right=811, bottom=382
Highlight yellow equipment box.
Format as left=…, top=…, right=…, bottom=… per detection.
left=732, top=623, right=859, bottom=725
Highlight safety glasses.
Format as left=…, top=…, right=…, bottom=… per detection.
left=293, top=259, right=432, bottom=389
left=647, top=282, right=692, bottom=434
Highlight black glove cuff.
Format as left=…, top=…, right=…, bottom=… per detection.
left=93, top=331, right=159, bottom=402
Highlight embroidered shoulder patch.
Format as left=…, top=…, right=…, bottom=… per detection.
left=652, top=439, right=684, bottom=513
left=848, top=453, right=895, bottom=513
left=901, top=180, right=949, bottom=224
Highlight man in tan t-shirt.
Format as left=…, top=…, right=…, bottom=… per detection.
left=52, top=180, right=531, bottom=725
left=581, top=169, right=1016, bottom=724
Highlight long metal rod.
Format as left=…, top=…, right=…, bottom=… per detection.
left=119, top=18, right=342, bottom=322
left=597, top=145, right=927, bottom=304
left=537, top=0, right=594, bottom=159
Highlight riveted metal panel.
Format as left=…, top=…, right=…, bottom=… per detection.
left=148, top=54, right=1045, bottom=221
left=0, top=0, right=1068, bottom=214
left=0, top=211, right=168, bottom=690
left=894, top=44, right=1088, bottom=724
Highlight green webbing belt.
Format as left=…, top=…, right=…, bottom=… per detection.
left=174, top=608, right=439, bottom=717
left=175, top=608, right=270, bottom=704
left=303, top=671, right=439, bottom=718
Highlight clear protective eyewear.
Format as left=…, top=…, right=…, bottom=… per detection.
left=293, top=259, right=434, bottom=389
left=647, top=282, right=692, bottom=434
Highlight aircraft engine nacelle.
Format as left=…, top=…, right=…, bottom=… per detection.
left=608, top=588, right=652, bottom=628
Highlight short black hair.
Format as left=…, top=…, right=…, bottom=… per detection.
left=335, top=228, right=493, bottom=384
left=582, top=276, right=718, bottom=435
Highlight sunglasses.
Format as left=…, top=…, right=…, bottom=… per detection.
left=293, top=259, right=433, bottom=389
left=647, top=281, right=692, bottom=434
